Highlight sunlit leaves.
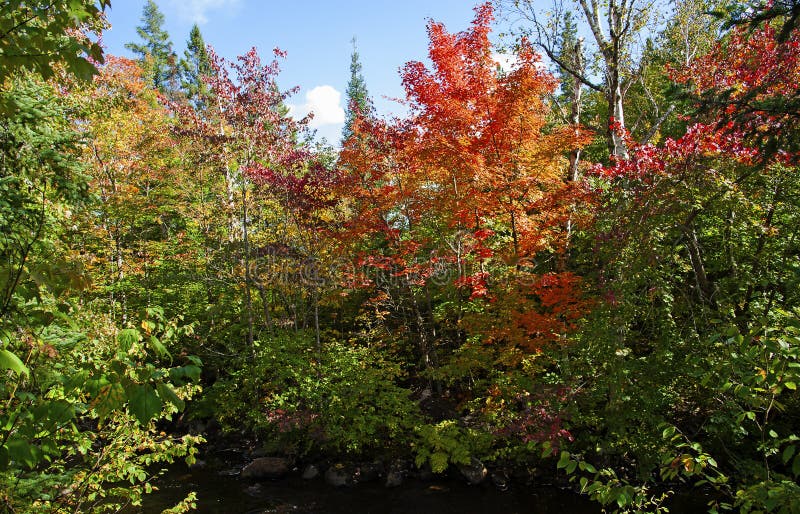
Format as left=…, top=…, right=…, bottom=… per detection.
left=0, top=349, right=29, bottom=377
left=338, top=3, right=591, bottom=361
left=673, top=21, right=800, bottom=159
left=0, top=0, right=109, bottom=82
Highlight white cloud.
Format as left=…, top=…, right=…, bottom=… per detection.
left=491, top=52, right=519, bottom=73
left=289, top=85, right=345, bottom=129
left=168, top=0, right=240, bottom=24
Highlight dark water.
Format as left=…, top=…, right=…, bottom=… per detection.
left=133, top=460, right=601, bottom=514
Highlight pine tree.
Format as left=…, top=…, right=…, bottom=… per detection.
left=341, top=37, right=372, bottom=143
left=125, top=0, right=177, bottom=92
left=179, top=24, right=211, bottom=109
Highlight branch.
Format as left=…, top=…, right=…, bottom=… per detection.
left=537, top=43, right=604, bottom=92
left=547, top=92, right=570, bottom=123
left=502, top=0, right=604, bottom=92
left=0, top=11, right=39, bottom=42
left=578, top=0, right=609, bottom=53
left=639, top=104, right=675, bottom=145
left=0, top=2, right=59, bottom=42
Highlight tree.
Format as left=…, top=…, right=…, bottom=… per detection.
left=180, top=23, right=212, bottom=109
left=342, top=37, right=373, bottom=143
left=553, top=9, right=800, bottom=510
left=338, top=3, right=591, bottom=380
left=555, top=10, right=585, bottom=181
left=176, top=46, right=309, bottom=349
left=674, top=13, right=800, bottom=159
left=0, top=78, right=87, bottom=321
left=0, top=14, right=201, bottom=509
left=125, top=0, right=178, bottom=93
left=499, top=0, right=656, bottom=158
left=78, top=56, right=193, bottom=322
left=0, top=0, right=109, bottom=83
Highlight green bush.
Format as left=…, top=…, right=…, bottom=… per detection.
left=205, top=331, right=421, bottom=457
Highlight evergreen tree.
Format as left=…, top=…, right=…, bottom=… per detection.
left=125, top=0, right=177, bottom=92
left=179, top=24, right=211, bottom=109
left=342, top=37, right=372, bottom=143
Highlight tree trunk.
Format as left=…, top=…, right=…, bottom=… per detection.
left=241, top=187, right=254, bottom=350
left=568, top=38, right=584, bottom=182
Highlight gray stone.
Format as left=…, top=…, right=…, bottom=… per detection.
left=459, top=457, right=488, bottom=485
left=301, top=464, right=319, bottom=480
left=249, top=446, right=269, bottom=459
left=240, top=456, right=291, bottom=479
left=244, top=483, right=263, bottom=496
left=385, top=470, right=404, bottom=487
left=324, top=463, right=352, bottom=487
left=385, top=459, right=407, bottom=487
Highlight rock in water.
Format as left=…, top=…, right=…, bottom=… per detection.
left=301, top=464, right=319, bottom=480
left=491, top=470, right=509, bottom=491
left=415, top=462, right=435, bottom=481
left=244, top=483, right=263, bottom=497
left=240, top=457, right=290, bottom=479
left=356, top=461, right=384, bottom=483
left=324, top=463, right=352, bottom=487
left=459, top=457, right=487, bottom=485
left=249, top=446, right=269, bottom=459
left=385, top=459, right=407, bottom=488
left=385, top=470, right=404, bottom=488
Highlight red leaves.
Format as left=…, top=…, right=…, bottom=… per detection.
left=592, top=123, right=757, bottom=181
left=455, top=272, right=491, bottom=300
left=333, top=2, right=593, bottom=358
left=246, top=161, right=339, bottom=218
left=674, top=24, right=800, bottom=104
left=179, top=45, right=305, bottom=170
left=472, top=228, right=494, bottom=241
left=671, top=21, right=800, bottom=161
left=493, top=390, right=574, bottom=448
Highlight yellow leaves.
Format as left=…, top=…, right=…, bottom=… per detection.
left=141, top=320, right=155, bottom=335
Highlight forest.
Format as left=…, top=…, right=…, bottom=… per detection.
left=1, top=0, right=800, bottom=512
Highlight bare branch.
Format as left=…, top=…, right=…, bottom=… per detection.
left=578, top=0, right=609, bottom=53
left=640, top=104, right=676, bottom=144
left=538, top=43, right=604, bottom=92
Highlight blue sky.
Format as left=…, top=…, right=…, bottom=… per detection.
left=102, top=0, right=502, bottom=143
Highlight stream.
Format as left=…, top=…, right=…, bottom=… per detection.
left=131, top=453, right=602, bottom=513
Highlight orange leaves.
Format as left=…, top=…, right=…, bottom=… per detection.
left=335, top=3, right=592, bottom=355
left=394, top=2, right=588, bottom=253
left=469, top=272, right=589, bottom=353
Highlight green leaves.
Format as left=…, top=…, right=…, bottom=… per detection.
left=3, top=438, right=43, bottom=470
left=0, top=349, right=29, bottom=376
left=414, top=421, right=477, bottom=473
left=782, top=444, right=796, bottom=465
left=556, top=450, right=571, bottom=469
left=0, top=0, right=109, bottom=82
left=92, top=382, right=125, bottom=420
left=156, top=383, right=185, bottom=411
left=169, top=363, right=201, bottom=384
left=118, top=328, right=141, bottom=353
left=126, top=384, right=162, bottom=426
